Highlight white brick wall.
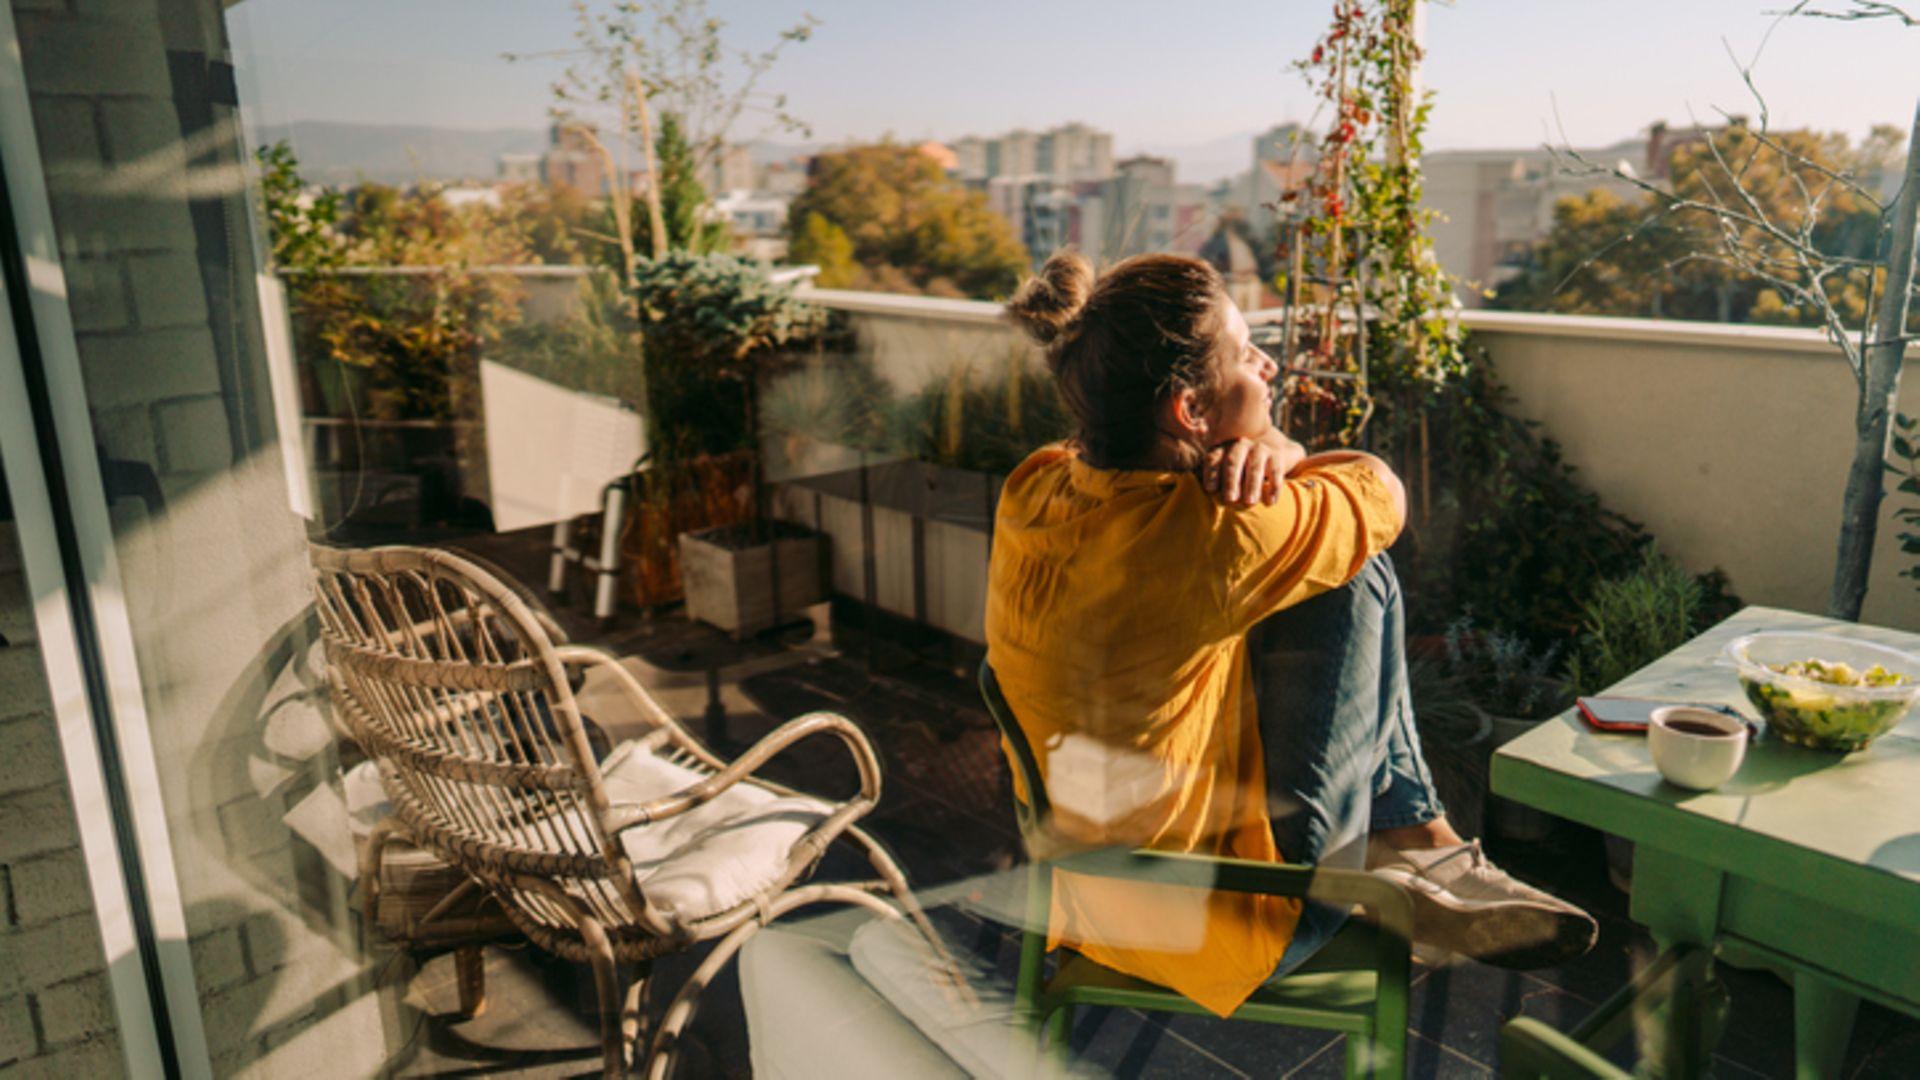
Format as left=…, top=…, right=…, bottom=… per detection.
left=0, top=715, right=65, bottom=797
left=0, top=992, right=37, bottom=1067
left=71, top=327, right=224, bottom=409
left=0, top=630, right=118, bottom=1069
left=124, top=253, right=210, bottom=328
left=35, top=973, right=114, bottom=1045
left=0, top=0, right=416, bottom=1073
left=17, top=20, right=169, bottom=97
left=6, top=850, right=93, bottom=926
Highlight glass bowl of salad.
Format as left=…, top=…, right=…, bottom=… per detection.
left=1722, top=631, right=1920, bottom=751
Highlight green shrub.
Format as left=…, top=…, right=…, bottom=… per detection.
left=890, top=352, right=1074, bottom=474
left=758, top=341, right=896, bottom=460
left=1441, top=613, right=1570, bottom=721
left=1565, top=548, right=1711, bottom=697
left=1397, top=356, right=1650, bottom=648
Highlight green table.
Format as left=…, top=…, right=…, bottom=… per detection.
left=1491, top=606, right=1920, bottom=1078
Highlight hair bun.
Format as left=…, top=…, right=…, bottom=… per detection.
left=1005, top=251, right=1094, bottom=347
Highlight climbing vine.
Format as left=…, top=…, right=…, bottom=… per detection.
left=1281, top=0, right=1467, bottom=448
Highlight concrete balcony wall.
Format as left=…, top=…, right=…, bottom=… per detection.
left=798, top=287, right=1039, bottom=398
left=1463, top=310, right=1920, bottom=631
left=802, top=289, right=1920, bottom=633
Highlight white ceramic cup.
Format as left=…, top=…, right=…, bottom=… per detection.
left=1648, top=706, right=1748, bottom=791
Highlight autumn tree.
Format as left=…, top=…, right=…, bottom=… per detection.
left=257, top=146, right=544, bottom=421
left=786, top=144, right=1030, bottom=300
left=1492, top=124, right=1896, bottom=326
left=1526, top=0, right=1920, bottom=621
left=793, top=212, right=856, bottom=287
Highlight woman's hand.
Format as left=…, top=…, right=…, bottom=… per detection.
left=1203, top=430, right=1306, bottom=507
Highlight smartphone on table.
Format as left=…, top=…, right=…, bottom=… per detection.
left=1576, top=696, right=1751, bottom=735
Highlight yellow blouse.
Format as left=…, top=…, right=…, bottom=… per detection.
left=984, top=444, right=1401, bottom=1016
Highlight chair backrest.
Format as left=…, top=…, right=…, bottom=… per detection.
left=309, top=543, right=651, bottom=936
left=977, top=661, right=1051, bottom=839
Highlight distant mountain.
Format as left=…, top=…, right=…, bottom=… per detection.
left=245, top=121, right=1282, bottom=191
left=250, top=121, right=547, bottom=187
left=248, top=122, right=830, bottom=188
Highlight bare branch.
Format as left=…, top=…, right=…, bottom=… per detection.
left=1558, top=143, right=1844, bottom=268
left=1767, top=1, right=1920, bottom=24
left=1742, top=120, right=1884, bottom=208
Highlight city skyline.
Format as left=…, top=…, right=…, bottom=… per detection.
left=230, top=1, right=1917, bottom=187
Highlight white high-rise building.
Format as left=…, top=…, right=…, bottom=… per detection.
left=958, top=123, right=1116, bottom=185
left=1038, top=123, right=1114, bottom=184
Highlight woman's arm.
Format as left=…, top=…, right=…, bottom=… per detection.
left=1203, top=436, right=1406, bottom=536
left=1292, top=450, right=1407, bottom=533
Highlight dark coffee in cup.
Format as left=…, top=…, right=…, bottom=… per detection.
left=1665, top=719, right=1738, bottom=737
left=1666, top=718, right=1743, bottom=734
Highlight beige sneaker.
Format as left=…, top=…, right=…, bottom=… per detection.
left=1366, top=838, right=1598, bottom=970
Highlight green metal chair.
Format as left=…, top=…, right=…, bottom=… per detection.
left=979, top=662, right=1415, bottom=1078
left=1499, top=1019, right=1634, bottom=1080
left=1497, top=943, right=1719, bottom=1079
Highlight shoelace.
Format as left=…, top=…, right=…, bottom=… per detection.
left=1404, top=838, right=1487, bottom=883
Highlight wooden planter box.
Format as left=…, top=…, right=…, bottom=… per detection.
left=771, top=459, right=999, bottom=645
left=679, top=525, right=827, bottom=637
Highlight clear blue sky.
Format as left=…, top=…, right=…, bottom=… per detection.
left=229, top=0, right=1917, bottom=177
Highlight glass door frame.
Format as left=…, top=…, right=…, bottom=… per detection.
left=0, top=2, right=215, bottom=1075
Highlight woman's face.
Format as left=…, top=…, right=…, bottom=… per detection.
left=1200, top=302, right=1280, bottom=444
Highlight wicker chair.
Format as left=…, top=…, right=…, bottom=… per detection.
left=310, top=543, right=947, bottom=1078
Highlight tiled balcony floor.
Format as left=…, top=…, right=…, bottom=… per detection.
left=385, top=529, right=1920, bottom=1078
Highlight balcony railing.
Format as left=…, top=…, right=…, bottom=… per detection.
left=786, top=288, right=1920, bottom=631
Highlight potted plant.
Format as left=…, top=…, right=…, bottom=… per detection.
left=1441, top=615, right=1572, bottom=842
left=631, top=252, right=829, bottom=636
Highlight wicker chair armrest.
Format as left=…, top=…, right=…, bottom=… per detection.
left=1051, top=847, right=1413, bottom=941
left=602, top=710, right=883, bottom=834
left=552, top=645, right=725, bottom=770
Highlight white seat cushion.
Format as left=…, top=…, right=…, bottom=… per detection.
left=341, top=760, right=391, bottom=839
left=599, top=741, right=836, bottom=922
left=739, top=909, right=968, bottom=1079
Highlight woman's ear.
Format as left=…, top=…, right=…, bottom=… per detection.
left=1162, top=387, right=1207, bottom=441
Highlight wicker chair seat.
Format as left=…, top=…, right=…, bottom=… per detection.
left=597, top=741, right=836, bottom=923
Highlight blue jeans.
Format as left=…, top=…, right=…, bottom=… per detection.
left=1253, top=553, right=1444, bottom=980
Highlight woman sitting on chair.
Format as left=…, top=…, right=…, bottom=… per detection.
left=985, top=251, right=1596, bottom=1018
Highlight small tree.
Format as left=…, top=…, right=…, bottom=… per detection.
left=1501, top=126, right=1896, bottom=324
left=1552, top=1, right=1919, bottom=620
left=792, top=212, right=858, bottom=287
left=256, top=146, right=538, bottom=423
left=506, top=0, right=816, bottom=281
left=632, top=111, right=732, bottom=257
